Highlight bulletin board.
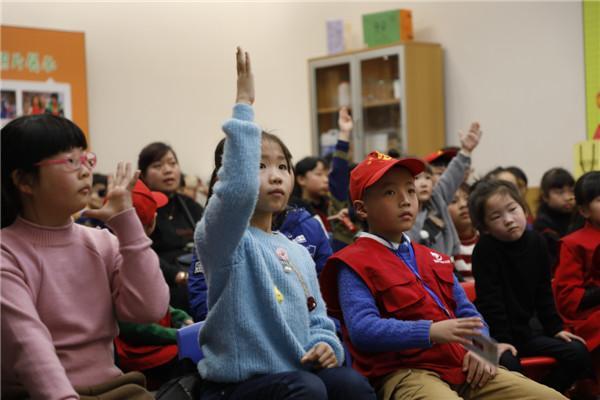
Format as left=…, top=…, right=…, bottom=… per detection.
left=0, top=25, right=88, bottom=137
left=583, top=1, right=599, bottom=140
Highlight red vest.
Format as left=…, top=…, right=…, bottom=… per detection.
left=320, top=237, right=467, bottom=384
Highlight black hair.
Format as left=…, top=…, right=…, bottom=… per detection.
left=468, top=179, right=527, bottom=232
left=138, top=142, right=178, bottom=178
left=1, top=114, right=88, bottom=227
left=92, top=173, right=107, bottom=187
left=506, top=166, right=528, bottom=186
left=539, top=167, right=575, bottom=203
left=206, top=132, right=293, bottom=207
left=574, top=171, right=600, bottom=208
left=387, top=148, right=401, bottom=159
left=483, top=166, right=511, bottom=181
left=567, top=171, right=600, bottom=230
left=292, top=156, right=328, bottom=199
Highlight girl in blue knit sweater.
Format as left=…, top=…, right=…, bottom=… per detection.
left=193, top=48, right=375, bottom=400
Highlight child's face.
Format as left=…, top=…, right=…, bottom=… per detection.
left=483, top=192, right=527, bottom=242
left=580, top=195, right=600, bottom=228
left=430, top=165, right=445, bottom=185
left=29, top=148, right=93, bottom=216
left=255, top=139, right=293, bottom=215
left=448, top=189, right=472, bottom=232
left=143, top=151, right=181, bottom=194
left=88, top=182, right=107, bottom=210
left=354, top=167, right=418, bottom=242
left=496, top=171, right=518, bottom=188
left=415, top=172, right=433, bottom=203
left=544, top=185, right=575, bottom=213
left=298, top=161, right=329, bottom=199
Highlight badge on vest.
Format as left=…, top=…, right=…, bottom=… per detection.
left=430, top=251, right=452, bottom=264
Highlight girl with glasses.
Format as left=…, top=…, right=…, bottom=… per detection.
left=1, top=114, right=169, bottom=399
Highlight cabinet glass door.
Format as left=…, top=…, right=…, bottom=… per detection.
left=358, top=53, right=402, bottom=157
left=314, top=63, right=351, bottom=157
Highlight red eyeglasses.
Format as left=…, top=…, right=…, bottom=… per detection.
left=34, top=152, right=97, bottom=172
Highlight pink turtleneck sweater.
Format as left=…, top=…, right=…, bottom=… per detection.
left=1, top=208, right=169, bottom=400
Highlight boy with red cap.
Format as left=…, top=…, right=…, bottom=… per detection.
left=114, top=180, right=195, bottom=389
left=319, top=151, right=565, bottom=399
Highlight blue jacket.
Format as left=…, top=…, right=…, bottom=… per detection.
left=278, top=207, right=332, bottom=275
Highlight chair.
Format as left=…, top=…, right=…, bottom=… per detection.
left=176, top=321, right=204, bottom=364
left=459, top=282, right=557, bottom=383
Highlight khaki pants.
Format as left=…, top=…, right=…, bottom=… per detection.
left=75, top=371, right=153, bottom=400
left=376, top=367, right=567, bottom=400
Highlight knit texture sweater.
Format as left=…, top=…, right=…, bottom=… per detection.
left=194, top=104, right=342, bottom=383
left=472, top=230, right=563, bottom=346
left=1, top=209, right=169, bottom=400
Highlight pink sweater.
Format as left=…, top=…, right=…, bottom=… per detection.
left=1, top=208, right=169, bottom=400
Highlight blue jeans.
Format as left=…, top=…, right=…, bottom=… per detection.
left=199, top=367, right=375, bottom=400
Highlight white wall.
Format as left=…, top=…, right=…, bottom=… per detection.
left=2, top=1, right=586, bottom=186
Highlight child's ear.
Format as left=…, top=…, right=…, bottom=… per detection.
left=353, top=200, right=368, bottom=220
left=579, top=205, right=590, bottom=220
left=296, top=175, right=307, bottom=188
left=11, top=170, right=35, bottom=195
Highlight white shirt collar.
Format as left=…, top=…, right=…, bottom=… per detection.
left=358, top=232, right=411, bottom=251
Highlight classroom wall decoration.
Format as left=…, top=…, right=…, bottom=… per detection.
left=583, top=0, right=599, bottom=141
left=0, top=25, right=88, bottom=136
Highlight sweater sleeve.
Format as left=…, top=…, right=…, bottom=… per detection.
left=194, top=103, right=261, bottom=267
left=472, top=242, right=514, bottom=343
left=337, top=265, right=433, bottom=352
left=105, top=208, right=170, bottom=323
left=433, top=152, right=470, bottom=205
left=328, top=140, right=350, bottom=202
left=1, top=249, right=79, bottom=400
left=117, top=321, right=177, bottom=345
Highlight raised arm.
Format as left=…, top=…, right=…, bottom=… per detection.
left=194, top=47, right=262, bottom=267
left=85, top=162, right=169, bottom=323
left=434, top=122, right=481, bottom=204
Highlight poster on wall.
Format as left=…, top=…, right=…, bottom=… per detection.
left=583, top=1, right=599, bottom=140
left=0, top=25, right=88, bottom=136
left=1, top=80, right=72, bottom=126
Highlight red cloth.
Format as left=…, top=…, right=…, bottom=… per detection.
left=320, top=237, right=467, bottom=384
left=553, top=222, right=600, bottom=351
left=114, top=313, right=178, bottom=371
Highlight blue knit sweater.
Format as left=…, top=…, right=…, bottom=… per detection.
left=194, top=104, right=343, bottom=383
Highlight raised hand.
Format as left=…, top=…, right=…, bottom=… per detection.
left=236, top=46, right=254, bottom=105
left=82, top=162, right=139, bottom=222
left=429, top=317, right=484, bottom=347
left=458, top=122, right=482, bottom=155
left=463, top=351, right=497, bottom=389
left=337, top=107, right=353, bottom=141
left=300, top=342, right=338, bottom=369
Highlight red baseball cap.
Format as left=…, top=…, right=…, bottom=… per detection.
left=350, top=151, right=425, bottom=202
left=132, top=180, right=169, bottom=227
left=424, top=146, right=459, bottom=165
